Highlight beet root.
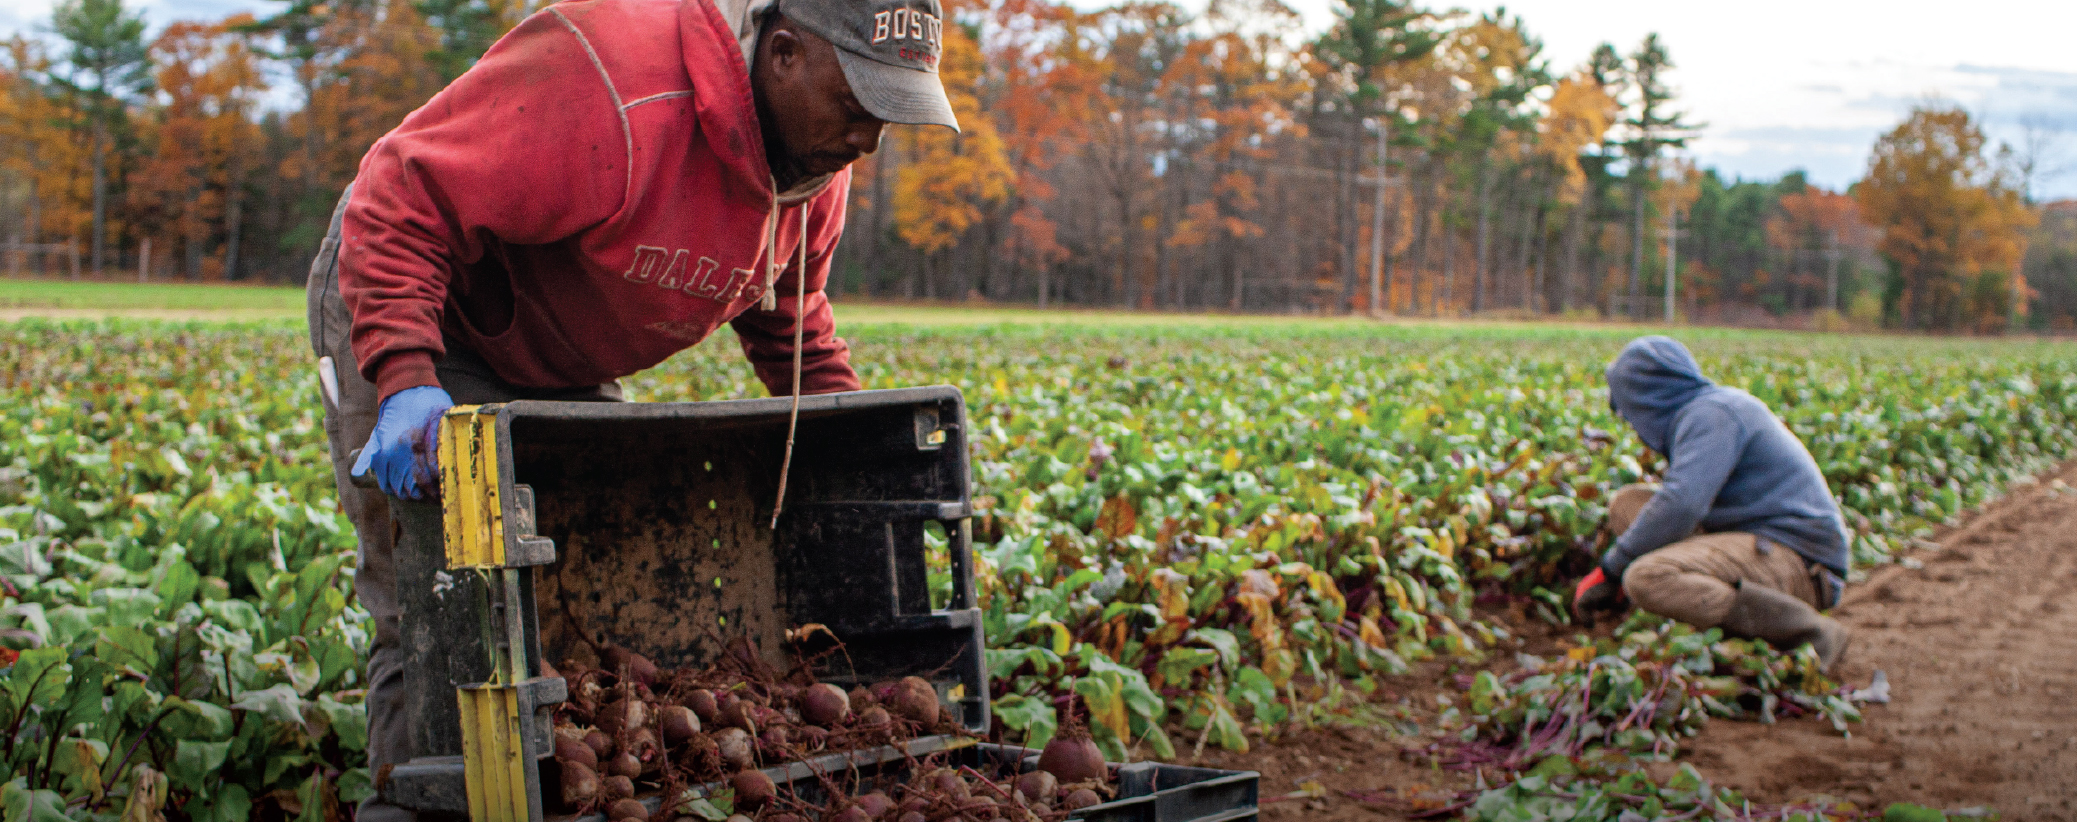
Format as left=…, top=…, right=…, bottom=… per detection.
left=800, top=683, right=851, bottom=726
left=886, top=677, right=940, bottom=725
left=852, top=792, right=896, bottom=818
left=595, top=697, right=650, bottom=736
left=713, top=727, right=756, bottom=770
left=828, top=808, right=871, bottom=822
left=729, top=769, right=776, bottom=811
left=1037, top=734, right=1106, bottom=784
left=602, top=774, right=635, bottom=800
left=855, top=706, right=891, bottom=728
left=659, top=705, right=701, bottom=746
left=559, top=761, right=601, bottom=804
left=1013, top=770, right=1056, bottom=803
left=599, top=645, right=660, bottom=686
left=605, top=751, right=642, bottom=779
left=555, top=735, right=598, bottom=770
left=1063, top=788, right=1103, bottom=811
left=683, top=689, right=720, bottom=724
left=605, top=798, right=649, bottom=821
left=584, top=729, right=616, bottom=759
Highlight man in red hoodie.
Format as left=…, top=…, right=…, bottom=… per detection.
left=303, top=0, right=956, bottom=816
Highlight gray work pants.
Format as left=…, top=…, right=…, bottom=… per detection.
left=305, top=186, right=621, bottom=822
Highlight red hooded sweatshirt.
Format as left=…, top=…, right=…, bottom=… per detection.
left=339, top=0, right=860, bottom=402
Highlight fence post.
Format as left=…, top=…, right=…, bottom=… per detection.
left=5, top=235, right=18, bottom=278
left=139, top=237, right=151, bottom=283
left=69, top=238, right=81, bottom=280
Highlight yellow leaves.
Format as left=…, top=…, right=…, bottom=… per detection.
left=892, top=20, right=1012, bottom=255
left=1538, top=73, right=1619, bottom=202
left=1357, top=615, right=1388, bottom=649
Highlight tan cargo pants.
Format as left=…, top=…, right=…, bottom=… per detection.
left=1608, top=484, right=1823, bottom=628
left=306, top=186, right=621, bottom=822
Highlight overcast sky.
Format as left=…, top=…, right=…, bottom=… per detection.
left=4, top=0, right=2074, bottom=198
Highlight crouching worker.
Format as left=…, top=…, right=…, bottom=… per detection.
left=1572, top=336, right=1851, bottom=671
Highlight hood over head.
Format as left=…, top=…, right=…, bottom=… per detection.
left=709, top=0, right=838, bottom=201
left=1606, top=336, right=1714, bottom=453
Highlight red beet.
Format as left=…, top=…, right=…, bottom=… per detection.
left=559, top=761, right=601, bottom=804
left=1062, top=788, right=1102, bottom=811
left=896, top=813, right=927, bottom=822
left=555, top=735, right=598, bottom=770
left=684, top=689, right=720, bottom=724
left=1013, top=770, right=1056, bottom=803
left=584, top=729, right=616, bottom=759
left=848, top=685, right=877, bottom=709
left=605, top=751, right=642, bottom=779
left=1037, top=734, right=1106, bottom=784
left=713, top=728, right=756, bottom=770
left=828, top=808, right=871, bottom=822
left=606, top=798, right=649, bottom=821
left=856, top=705, right=891, bottom=727
left=602, top=774, right=635, bottom=800
left=801, top=683, right=851, bottom=726
left=853, top=792, right=896, bottom=818
left=595, top=697, right=649, bottom=736
left=730, top=769, right=776, bottom=811
left=599, top=645, right=659, bottom=686
left=659, top=705, right=701, bottom=746
left=718, top=699, right=759, bottom=734
left=887, top=677, right=939, bottom=725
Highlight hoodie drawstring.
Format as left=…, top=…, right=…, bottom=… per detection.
left=769, top=203, right=809, bottom=529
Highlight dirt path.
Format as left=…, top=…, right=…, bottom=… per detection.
left=1183, top=460, right=2077, bottom=820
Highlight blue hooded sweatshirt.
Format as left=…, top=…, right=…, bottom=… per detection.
left=1602, top=336, right=1850, bottom=579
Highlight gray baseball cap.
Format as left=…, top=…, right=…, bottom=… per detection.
left=780, top=0, right=960, bottom=132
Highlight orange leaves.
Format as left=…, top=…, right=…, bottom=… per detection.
left=891, top=14, right=1011, bottom=255
left=1091, top=494, right=1138, bottom=540
left=1537, top=73, right=1618, bottom=202
left=1856, top=104, right=2039, bottom=330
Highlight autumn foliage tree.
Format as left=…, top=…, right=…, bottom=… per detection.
left=1856, top=104, right=2037, bottom=331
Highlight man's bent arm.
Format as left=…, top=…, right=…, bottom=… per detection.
left=1604, top=404, right=1744, bottom=577
left=340, top=11, right=627, bottom=400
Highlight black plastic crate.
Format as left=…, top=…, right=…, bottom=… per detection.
left=603, top=742, right=1257, bottom=822
left=378, top=387, right=987, bottom=817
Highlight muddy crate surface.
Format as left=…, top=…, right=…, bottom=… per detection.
left=380, top=387, right=988, bottom=815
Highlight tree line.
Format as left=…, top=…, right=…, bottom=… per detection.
left=0, top=0, right=2065, bottom=331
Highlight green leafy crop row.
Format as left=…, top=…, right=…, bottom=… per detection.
left=2, top=319, right=2072, bottom=820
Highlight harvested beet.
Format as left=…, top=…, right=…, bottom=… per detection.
left=795, top=725, right=830, bottom=750
left=555, top=735, right=598, bottom=770
left=602, top=774, right=635, bottom=800
left=599, top=645, right=659, bottom=686
left=766, top=816, right=805, bottom=822
left=559, top=761, right=601, bottom=803
left=596, top=697, right=649, bottom=736
left=886, top=677, right=939, bottom=725
left=605, top=751, right=642, bottom=779
left=848, top=685, right=877, bottom=709
left=1037, top=734, right=1106, bottom=784
left=1013, top=770, right=1056, bottom=803
left=713, top=728, right=755, bottom=770
left=930, top=769, right=969, bottom=799
left=758, top=725, right=791, bottom=752
left=853, top=792, right=896, bottom=817
left=828, top=808, right=871, bottom=822
left=729, top=769, right=776, bottom=811
left=856, top=706, right=891, bottom=727
left=584, top=729, right=616, bottom=759
left=800, top=683, right=851, bottom=726
left=605, top=798, right=649, bottom=821
left=659, top=705, right=701, bottom=746
left=718, top=699, right=759, bottom=734
left=1062, top=788, right=1102, bottom=811
left=896, top=813, right=926, bottom=822
left=626, top=727, right=662, bottom=761
left=684, top=689, right=720, bottom=724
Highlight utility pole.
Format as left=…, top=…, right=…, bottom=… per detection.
left=1663, top=200, right=1678, bottom=324
left=1368, top=116, right=1388, bottom=318
left=138, top=237, right=150, bottom=283
left=1825, top=229, right=1840, bottom=313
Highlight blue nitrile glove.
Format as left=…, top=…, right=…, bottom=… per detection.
left=352, top=385, right=454, bottom=499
